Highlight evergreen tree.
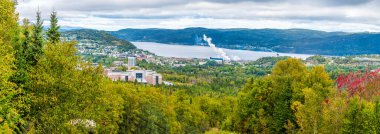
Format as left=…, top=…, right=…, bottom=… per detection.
left=11, top=19, right=32, bottom=86
left=31, top=10, right=44, bottom=65
left=47, top=10, right=60, bottom=44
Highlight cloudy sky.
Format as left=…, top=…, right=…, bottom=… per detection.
left=16, top=0, right=380, bottom=32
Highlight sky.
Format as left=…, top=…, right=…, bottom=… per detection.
left=16, top=0, right=380, bottom=32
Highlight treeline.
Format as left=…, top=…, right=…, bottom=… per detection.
left=138, top=59, right=262, bottom=95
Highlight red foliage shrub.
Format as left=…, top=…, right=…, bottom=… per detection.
left=336, top=68, right=380, bottom=99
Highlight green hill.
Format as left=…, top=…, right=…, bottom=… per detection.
left=62, top=29, right=136, bottom=51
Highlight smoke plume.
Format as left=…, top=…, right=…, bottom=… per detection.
left=203, top=34, right=241, bottom=61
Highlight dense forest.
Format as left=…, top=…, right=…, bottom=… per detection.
left=2, top=0, right=380, bottom=133
left=110, top=28, right=380, bottom=55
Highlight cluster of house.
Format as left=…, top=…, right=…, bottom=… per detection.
left=104, top=56, right=163, bottom=85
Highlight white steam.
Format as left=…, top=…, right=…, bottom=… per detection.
left=203, top=34, right=241, bottom=61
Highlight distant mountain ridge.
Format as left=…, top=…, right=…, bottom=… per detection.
left=109, top=28, right=380, bottom=56
left=43, top=26, right=84, bottom=32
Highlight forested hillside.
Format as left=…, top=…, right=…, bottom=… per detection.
left=110, top=28, right=380, bottom=55
left=62, top=29, right=136, bottom=50
left=2, top=0, right=380, bottom=133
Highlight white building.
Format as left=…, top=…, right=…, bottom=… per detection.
left=105, top=69, right=162, bottom=85
left=128, top=57, right=136, bottom=67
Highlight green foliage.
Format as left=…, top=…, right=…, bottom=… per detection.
left=115, top=83, right=234, bottom=134
left=0, top=0, right=26, bottom=132
left=31, top=11, right=44, bottom=66
left=5, top=1, right=380, bottom=133
left=250, top=56, right=290, bottom=66
left=306, top=55, right=328, bottom=64
left=11, top=19, right=33, bottom=87
left=117, top=84, right=174, bottom=134
left=1, top=5, right=227, bottom=133
left=224, top=58, right=335, bottom=133
left=28, top=42, right=123, bottom=133
left=340, top=97, right=380, bottom=134
left=205, top=60, right=218, bottom=66
left=138, top=59, right=267, bottom=95
left=47, top=11, right=60, bottom=44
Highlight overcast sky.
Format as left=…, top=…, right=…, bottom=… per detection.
left=16, top=0, right=380, bottom=32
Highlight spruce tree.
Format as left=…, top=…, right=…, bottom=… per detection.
left=47, top=10, right=60, bottom=44
left=11, top=19, right=32, bottom=86
left=31, top=10, right=44, bottom=65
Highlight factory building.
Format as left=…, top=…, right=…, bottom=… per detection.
left=210, top=57, right=224, bottom=64
left=105, top=69, right=162, bottom=85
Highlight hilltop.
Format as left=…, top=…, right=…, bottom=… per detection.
left=62, top=29, right=136, bottom=51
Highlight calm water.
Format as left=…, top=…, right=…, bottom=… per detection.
left=133, top=42, right=312, bottom=61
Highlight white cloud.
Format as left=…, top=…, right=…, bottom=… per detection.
left=16, top=0, right=380, bottom=32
